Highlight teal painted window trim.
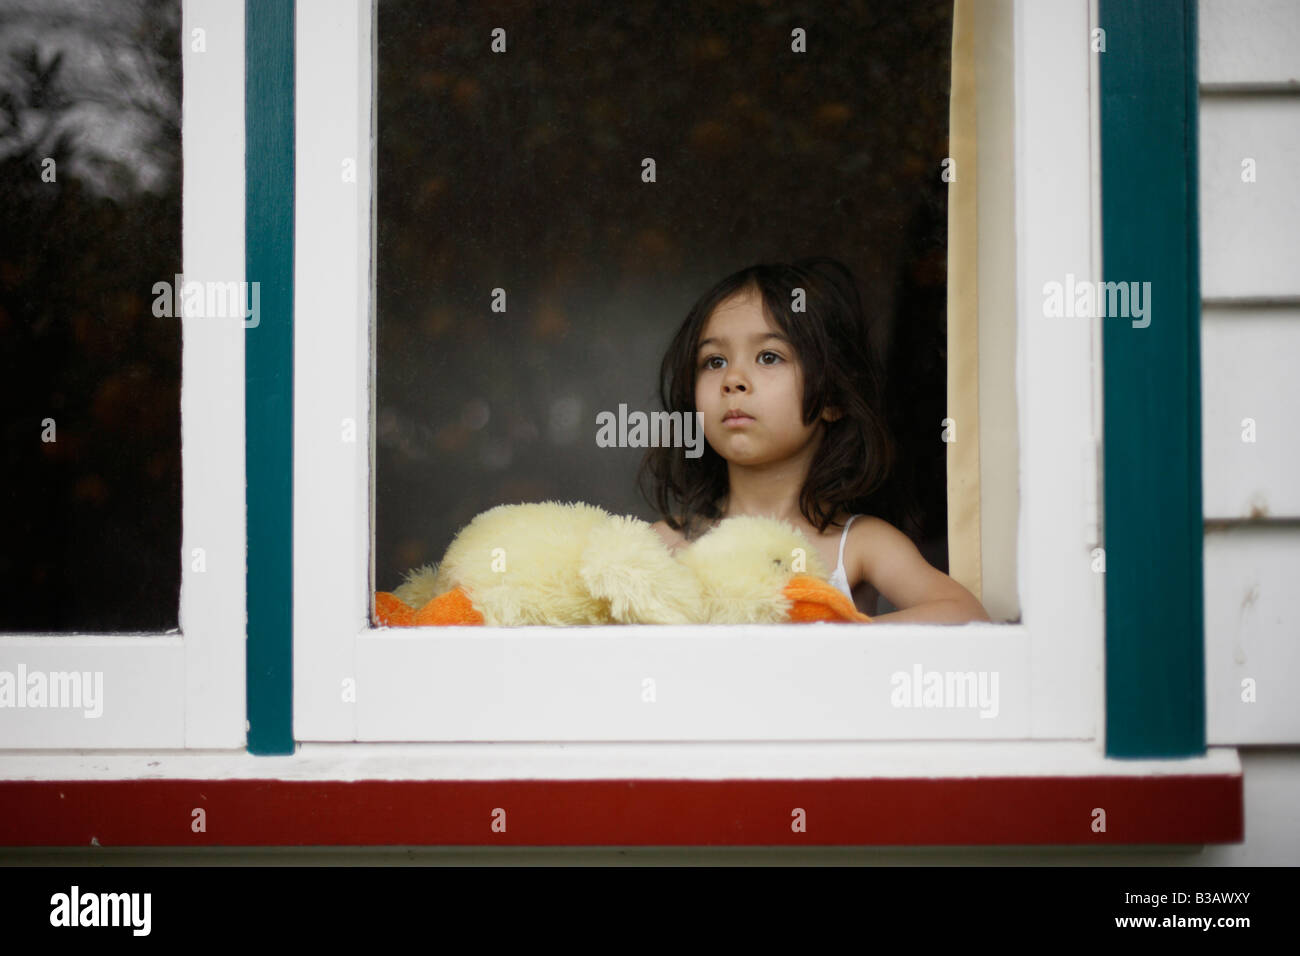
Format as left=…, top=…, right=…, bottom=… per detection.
left=245, top=0, right=294, bottom=755
left=238, top=1, right=1204, bottom=759
left=1099, top=0, right=1205, bottom=757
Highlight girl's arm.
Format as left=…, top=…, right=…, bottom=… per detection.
left=853, top=517, right=990, bottom=624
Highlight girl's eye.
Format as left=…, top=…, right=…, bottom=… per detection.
left=699, top=351, right=782, bottom=371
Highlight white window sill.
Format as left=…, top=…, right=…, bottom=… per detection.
left=0, top=741, right=1241, bottom=782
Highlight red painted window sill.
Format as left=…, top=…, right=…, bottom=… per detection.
left=0, top=744, right=1243, bottom=847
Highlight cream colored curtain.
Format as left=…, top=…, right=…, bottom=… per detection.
left=946, top=0, right=1019, bottom=621
left=947, top=0, right=982, bottom=603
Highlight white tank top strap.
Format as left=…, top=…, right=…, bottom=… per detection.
left=827, top=514, right=861, bottom=601
left=836, top=514, right=861, bottom=570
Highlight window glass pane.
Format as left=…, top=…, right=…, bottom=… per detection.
left=376, top=1, right=951, bottom=616
left=0, top=0, right=181, bottom=631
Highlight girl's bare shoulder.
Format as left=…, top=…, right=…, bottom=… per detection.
left=848, top=513, right=903, bottom=548
left=843, top=513, right=900, bottom=572
left=650, top=517, right=689, bottom=554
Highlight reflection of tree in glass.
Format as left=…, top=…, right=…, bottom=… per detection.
left=0, top=0, right=182, bottom=632
left=0, top=0, right=181, bottom=198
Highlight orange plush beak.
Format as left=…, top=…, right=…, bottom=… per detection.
left=782, top=574, right=873, bottom=623
left=374, top=587, right=484, bottom=627
left=374, top=591, right=415, bottom=627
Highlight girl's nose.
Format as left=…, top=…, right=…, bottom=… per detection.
left=723, top=369, right=748, bottom=392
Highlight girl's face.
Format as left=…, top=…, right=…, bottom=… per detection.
left=693, top=289, right=838, bottom=467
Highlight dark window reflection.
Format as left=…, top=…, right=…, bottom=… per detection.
left=0, top=0, right=181, bottom=632
left=376, top=1, right=951, bottom=600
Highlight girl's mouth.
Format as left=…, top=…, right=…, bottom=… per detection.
left=723, top=414, right=755, bottom=428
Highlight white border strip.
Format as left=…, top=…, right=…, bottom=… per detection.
left=1015, top=0, right=1105, bottom=738
left=0, top=741, right=1241, bottom=781
left=179, top=0, right=248, bottom=747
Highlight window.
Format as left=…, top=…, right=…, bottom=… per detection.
left=373, top=1, right=954, bottom=618
left=294, top=0, right=1102, bottom=744
left=0, top=0, right=181, bottom=633
left=0, top=0, right=247, bottom=748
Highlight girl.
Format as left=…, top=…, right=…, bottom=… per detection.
left=638, top=257, right=989, bottom=624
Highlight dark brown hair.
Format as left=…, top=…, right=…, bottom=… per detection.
left=637, top=257, right=897, bottom=539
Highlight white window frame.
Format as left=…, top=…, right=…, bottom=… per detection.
left=0, top=0, right=247, bottom=749
left=294, top=0, right=1105, bottom=746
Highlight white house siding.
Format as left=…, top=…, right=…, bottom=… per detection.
left=1198, top=0, right=1300, bottom=862
left=1199, top=0, right=1300, bottom=750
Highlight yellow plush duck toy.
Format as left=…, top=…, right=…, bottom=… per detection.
left=374, top=501, right=871, bottom=627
